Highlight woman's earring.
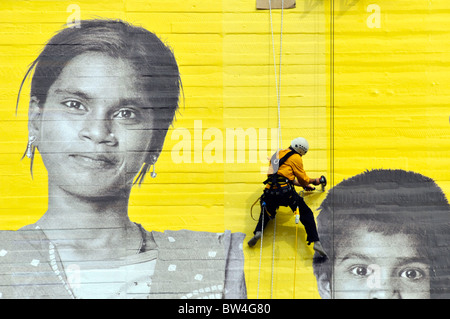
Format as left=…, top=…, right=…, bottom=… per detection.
left=25, top=136, right=36, bottom=159
left=150, top=155, right=157, bottom=178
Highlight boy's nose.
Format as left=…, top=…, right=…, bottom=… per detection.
left=369, top=287, right=401, bottom=299
left=368, top=272, right=401, bottom=299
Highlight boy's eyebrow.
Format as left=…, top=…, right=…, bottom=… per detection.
left=338, top=253, right=370, bottom=264
left=393, top=256, right=429, bottom=266
left=338, top=254, right=429, bottom=266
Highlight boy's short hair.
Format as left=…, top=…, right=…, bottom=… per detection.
left=313, top=169, right=450, bottom=298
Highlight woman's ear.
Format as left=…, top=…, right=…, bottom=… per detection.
left=147, top=126, right=169, bottom=163
left=317, top=272, right=332, bottom=299
left=28, top=96, right=42, bottom=140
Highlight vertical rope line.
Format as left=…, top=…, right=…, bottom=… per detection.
left=268, top=0, right=284, bottom=299
left=293, top=223, right=298, bottom=298
left=271, top=217, right=276, bottom=299
left=269, top=0, right=284, bottom=152
left=257, top=207, right=264, bottom=299
left=330, top=0, right=336, bottom=299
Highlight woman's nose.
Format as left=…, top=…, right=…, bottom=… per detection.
left=78, top=118, right=117, bottom=146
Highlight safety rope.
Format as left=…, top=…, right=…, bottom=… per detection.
left=269, top=0, right=284, bottom=152
left=256, top=0, right=285, bottom=300
left=257, top=202, right=265, bottom=299
left=250, top=196, right=261, bottom=221
left=293, top=216, right=298, bottom=298
left=271, top=212, right=277, bottom=299
left=271, top=0, right=284, bottom=299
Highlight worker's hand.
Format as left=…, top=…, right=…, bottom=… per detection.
left=304, top=185, right=316, bottom=191
left=311, top=178, right=321, bottom=186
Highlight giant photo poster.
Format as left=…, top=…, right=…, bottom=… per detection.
left=0, top=0, right=448, bottom=300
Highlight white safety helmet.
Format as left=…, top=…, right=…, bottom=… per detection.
left=291, top=137, right=309, bottom=156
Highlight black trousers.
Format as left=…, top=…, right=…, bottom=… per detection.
left=253, top=188, right=320, bottom=244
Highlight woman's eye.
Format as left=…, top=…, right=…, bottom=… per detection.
left=114, top=109, right=137, bottom=120
left=63, top=100, right=86, bottom=110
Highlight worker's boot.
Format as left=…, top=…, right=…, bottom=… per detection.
left=313, top=241, right=328, bottom=257
left=247, top=231, right=262, bottom=247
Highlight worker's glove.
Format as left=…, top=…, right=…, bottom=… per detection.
left=304, top=185, right=316, bottom=191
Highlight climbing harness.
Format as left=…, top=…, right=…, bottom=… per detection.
left=266, top=148, right=297, bottom=188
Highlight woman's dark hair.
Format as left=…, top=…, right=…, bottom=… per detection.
left=17, top=19, right=182, bottom=183
left=313, top=169, right=450, bottom=299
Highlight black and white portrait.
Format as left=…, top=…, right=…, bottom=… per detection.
left=0, top=19, right=246, bottom=299
left=313, top=169, right=449, bottom=299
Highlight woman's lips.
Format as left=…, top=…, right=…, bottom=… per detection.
left=69, top=153, right=118, bottom=169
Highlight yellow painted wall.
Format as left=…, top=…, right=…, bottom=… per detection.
left=223, top=1, right=326, bottom=299
left=329, top=0, right=450, bottom=192
left=0, top=0, right=448, bottom=299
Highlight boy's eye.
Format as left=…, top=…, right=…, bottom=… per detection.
left=399, top=268, right=425, bottom=281
left=350, top=265, right=373, bottom=277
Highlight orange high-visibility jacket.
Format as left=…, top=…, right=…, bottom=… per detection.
left=266, top=148, right=311, bottom=188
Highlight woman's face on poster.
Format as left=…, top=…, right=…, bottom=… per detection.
left=30, top=52, right=159, bottom=198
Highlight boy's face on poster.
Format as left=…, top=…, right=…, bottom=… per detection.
left=30, top=52, right=158, bottom=198
left=333, top=227, right=431, bottom=299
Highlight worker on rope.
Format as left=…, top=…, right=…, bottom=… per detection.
left=248, top=137, right=328, bottom=257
